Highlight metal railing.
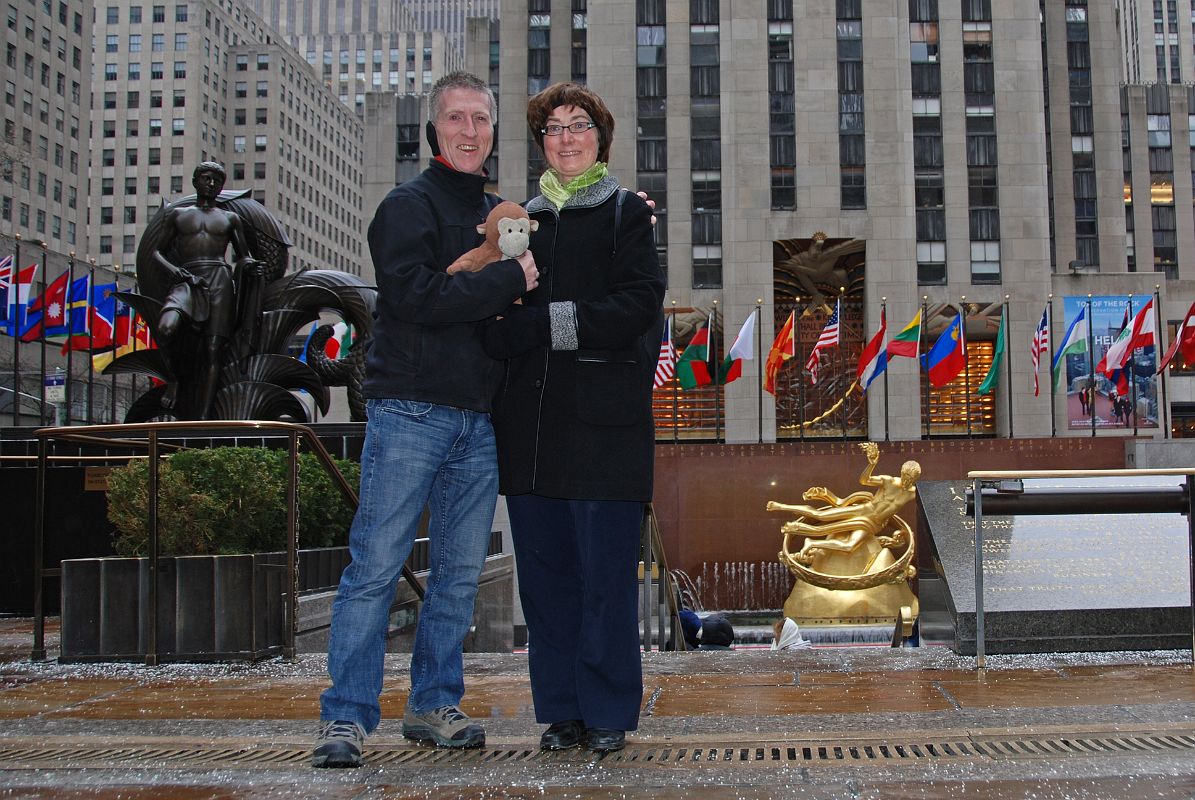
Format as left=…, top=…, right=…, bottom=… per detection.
left=966, top=468, right=1195, bottom=670
left=641, top=503, right=685, bottom=651
left=30, top=419, right=424, bottom=665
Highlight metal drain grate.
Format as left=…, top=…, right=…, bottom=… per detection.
left=1, top=731, right=1192, bottom=770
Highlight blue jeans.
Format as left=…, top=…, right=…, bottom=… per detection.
left=320, top=398, right=498, bottom=733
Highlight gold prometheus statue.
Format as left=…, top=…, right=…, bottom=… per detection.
left=766, top=442, right=920, bottom=630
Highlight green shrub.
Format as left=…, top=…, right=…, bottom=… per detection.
left=106, top=446, right=361, bottom=556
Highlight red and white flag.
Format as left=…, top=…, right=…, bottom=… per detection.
left=1158, top=300, right=1195, bottom=373
left=804, top=299, right=840, bottom=385
left=1030, top=305, right=1049, bottom=396
left=654, top=316, right=678, bottom=388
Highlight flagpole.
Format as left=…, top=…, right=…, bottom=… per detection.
left=1086, top=294, right=1096, bottom=438
left=37, top=242, right=48, bottom=424
left=796, top=298, right=805, bottom=441
left=1127, top=293, right=1138, bottom=435
left=881, top=298, right=889, bottom=442
left=755, top=299, right=763, bottom=443
left=129, top=269, right=138, bottom=413
left=1047, top=294, right=1056, bottom=437
left=64, top=252, right=76, bottom=425
left=1004, top=296, right=1013, bottom=439
left=712, top=299, right=721, bottom=444
left=921, top=297, right=930, bottom=439
left=110, top=267, right=120, bottom=423
left=1155, top=286, right=1169, bottom=438
left=961, top=297, right=972, bottom=438
left=11, top=234, right=20, bottom=426
left=839, top=292, right=847, bottom=440
left=85, top=258, right=96, bottom=424
left=670, top=302, right=679, bottom=443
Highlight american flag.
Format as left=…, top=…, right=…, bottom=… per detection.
left=1030, top=305, right=1049, bottom=397
left=654, top=315, right=678, bottom=388
left=804, top=299, right=840, bottom=385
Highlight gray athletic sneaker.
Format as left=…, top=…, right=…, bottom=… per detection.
left=311, top=719, right=366, bottom=768
left=402, top=704, right=485, bottom=748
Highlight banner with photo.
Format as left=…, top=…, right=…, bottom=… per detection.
left=1059, top=295, right=1158, bottom=430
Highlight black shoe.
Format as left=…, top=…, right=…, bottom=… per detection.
left=540, top=719, right=586, bottom=750
left=312, top=720, right=365, bottom=768
left=586, top=728, right=625, bottom=753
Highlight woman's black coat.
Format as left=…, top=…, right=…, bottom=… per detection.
left=485, top=177, right=666, bottom=502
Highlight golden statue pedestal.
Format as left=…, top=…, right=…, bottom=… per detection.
left=767, top=442, right=920, bottom=642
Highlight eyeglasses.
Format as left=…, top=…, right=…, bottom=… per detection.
left=541, top=121, right=597, bottom=136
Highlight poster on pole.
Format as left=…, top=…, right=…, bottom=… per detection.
left=1059, top=295, right=1158, bottom=430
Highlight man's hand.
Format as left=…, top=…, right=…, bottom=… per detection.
left=517, top=249, right=539, bottom=293
left=635, top=191, right=658, bottom=226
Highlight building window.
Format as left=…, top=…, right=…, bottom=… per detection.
left=837, top=1, right=865, bottom=209
left=768, top=4, right=795, bottom=209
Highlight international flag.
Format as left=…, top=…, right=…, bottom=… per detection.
left=1100, top=299, right=1155, bottom=378
left=1050, top=304, right=1088, bottom=388
left=62, top=282, right=118, bottom=352
left=654, top=316, right=678, bottom=388
left=1157, top=300, right=1195, bottom=373
left=64, top=275, right=92, bottom=337
left=3, top=264, right=38, bottom=336
left=764, top=310, right=796, bottom=395
left=977, top=306, right=1006, bottom=396
left=856, top=309, right=888, bottom=392
left=0, top=255, right=12, bottom=326
left=804, top=299, right=840, bottom=385
left=924, top=312, right=966, bottom=387
left=676, top=315, right=714, bottom=389
left=19, top=271, right=69, bottom=342
left=719, top=310, right=756, bottom=385
left=886, top=310, right=921, bottom=359
left=1030, top=305, right=1049, bottom=396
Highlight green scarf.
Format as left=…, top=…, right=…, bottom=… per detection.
left=539, top=162, right=608, bottom=209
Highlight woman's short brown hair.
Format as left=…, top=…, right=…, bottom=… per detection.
left=527, top=82, right=615, bottom=164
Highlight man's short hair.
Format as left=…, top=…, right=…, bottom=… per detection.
left=193, top=161, right=226, bottom=182
left=428, top=71, right=496, bottom=122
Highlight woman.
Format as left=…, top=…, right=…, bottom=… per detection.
left=482, top=82, right=666, bottom=753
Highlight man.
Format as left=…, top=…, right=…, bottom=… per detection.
left=313, top=72, right=538, bottom=768
left=152, top=161, right=263, bottom=419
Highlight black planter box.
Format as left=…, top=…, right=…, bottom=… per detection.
left=59, top=547, right=351, bottom=663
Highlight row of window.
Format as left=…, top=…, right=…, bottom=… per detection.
left=769, top=0, right=796, bottom=210
left=0, top=196, right=76, bottom=243
left=691, top=0, right=722, bottom=290
left=1068, top=0, right=1099, bottom=269
left=105, top=32, right=188, bottom=53
left=838, top=0, right=866, bottom=210
left=636, top=0, right=668, bottom=276
left=104, top=4, right=187, bottom=25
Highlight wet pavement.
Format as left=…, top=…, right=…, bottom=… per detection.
left=2, top=618, right=1195, bottom=798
